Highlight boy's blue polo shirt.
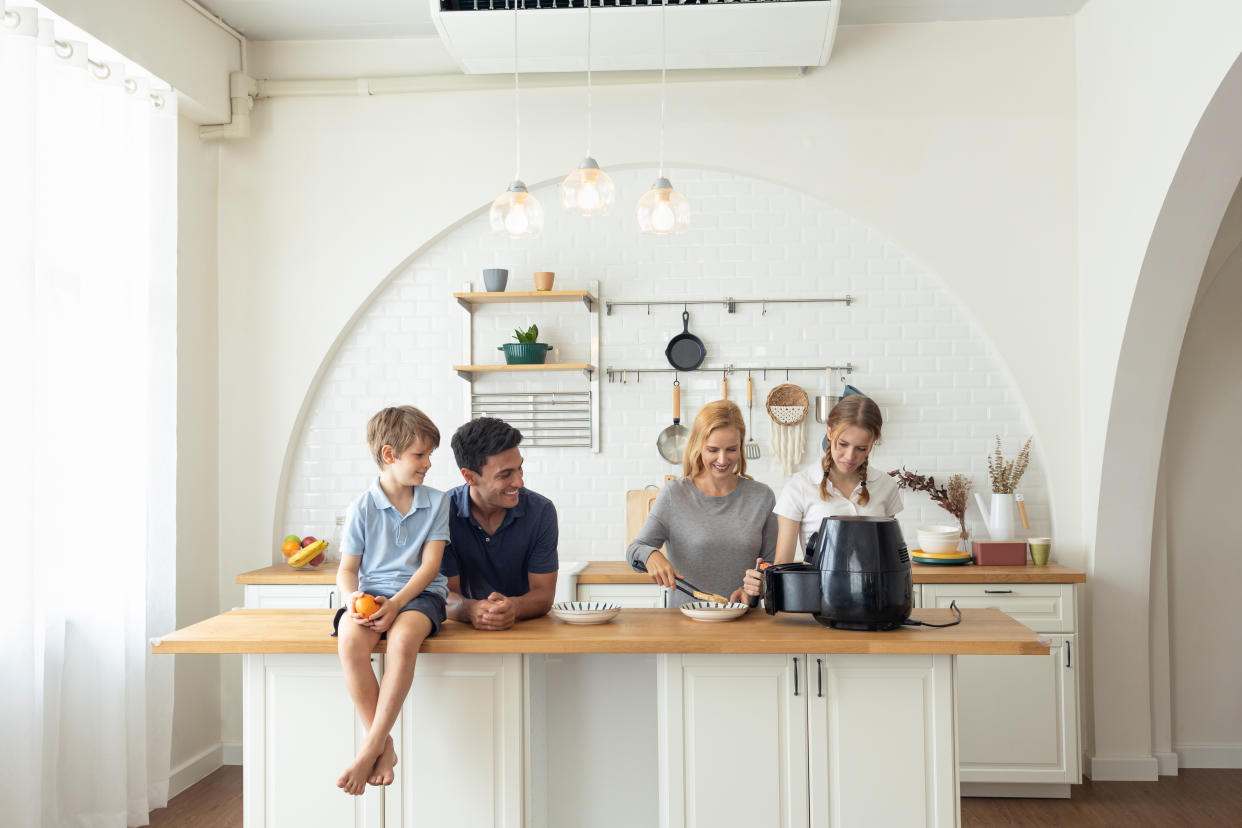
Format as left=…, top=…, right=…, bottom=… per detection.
left=442, top=484, right=559, bottom=600
left=341, top=478, right=450, bottom=600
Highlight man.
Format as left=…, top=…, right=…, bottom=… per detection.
left=443, top=417, right=558, bottom=630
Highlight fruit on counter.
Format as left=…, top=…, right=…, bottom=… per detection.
left=288, top=539, right=328, bottom=568
left=300, top=535, right=318, bottom=547
left=354, top=594, right=380, bottom=618
left=281, top=539, right=301, bottom=557
left=283, top=534, right=301, bottom=545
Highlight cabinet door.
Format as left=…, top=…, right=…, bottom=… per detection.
left=659, top=654, right=808, bottom=828
left=956, top=633, right=1079, bottom=784
left=921, top=583, right=1073, bottom=632
left=578, top=582, right=667, bottom=608
left=244, top=654, right=385, bottom=828
left=808, top=654, right=958, bottom=828
left=244, top=583, right=337, bottom=609
left=387, top=653, right=523, bottom=827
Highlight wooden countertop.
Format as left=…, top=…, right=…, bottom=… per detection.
left=151, top=607, right=1047, bottom=657
left=579, top=560, right=1084, bottom=585
left=238, top=560, right=1084, bottom=587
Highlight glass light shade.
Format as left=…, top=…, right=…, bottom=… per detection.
left=490, top=180, right=544, bottom=238
left=635, top=177, right=691, bottom=235
left=560, top=157, right=616, bottom=216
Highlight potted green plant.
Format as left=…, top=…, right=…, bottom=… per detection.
left=499, top=324, right=553, bottom=365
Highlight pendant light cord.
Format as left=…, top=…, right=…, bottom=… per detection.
left=513, top=0, right=521, bottom=181
left=658, top=0, right=667, bottom=178
left=586, top=0, right=593, bottom=157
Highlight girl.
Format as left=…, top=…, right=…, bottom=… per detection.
left=627, top=400, right=777, bottom=606
left=770, top=395, right=902, bottom=565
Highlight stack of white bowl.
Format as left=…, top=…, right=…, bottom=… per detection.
left=916, top=525, right=964, bottom=555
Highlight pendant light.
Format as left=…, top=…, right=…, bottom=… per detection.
left=490, top=0, right=543, bottom=238
left=635, top=0, right=690, bottom=235
left=560, top=0, right=616, bottom=216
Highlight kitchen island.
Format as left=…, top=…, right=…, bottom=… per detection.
left=154, top=607, right=1046, bottom=828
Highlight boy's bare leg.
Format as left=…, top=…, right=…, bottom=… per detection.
left=336, top=618, right=383, bottom=795
left=338, top=610, right=432, bottom=794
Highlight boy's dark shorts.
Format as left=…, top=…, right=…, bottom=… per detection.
left=331, top=591, right=447, bottom=639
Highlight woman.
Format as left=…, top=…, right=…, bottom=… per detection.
left=769, top=395, right=902, bottom=566
left=627, top=400, right=777, bottom=606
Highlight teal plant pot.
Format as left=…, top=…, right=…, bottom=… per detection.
left=499, top=343, right=552, bottom=365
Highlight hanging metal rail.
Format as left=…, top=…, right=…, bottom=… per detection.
left=605, top=296, right=852, bottom=315
left=605, top=363, right=855, bottom=383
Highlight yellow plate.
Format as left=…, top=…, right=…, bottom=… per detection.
left=910, top=548, right=971, bottom=559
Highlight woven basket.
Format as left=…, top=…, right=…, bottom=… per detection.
left=765, top=384, right=809, bottom=425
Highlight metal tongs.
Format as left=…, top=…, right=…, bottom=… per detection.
left=632, top=558, right=730, bottom=605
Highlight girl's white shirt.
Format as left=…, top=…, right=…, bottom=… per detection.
left=773, top=465, right=903, bottom=555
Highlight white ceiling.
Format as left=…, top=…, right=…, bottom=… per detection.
left=198, top=0, right=1088, bottom=42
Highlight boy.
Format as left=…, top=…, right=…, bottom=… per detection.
left=333, top=406, right=449, bottom=795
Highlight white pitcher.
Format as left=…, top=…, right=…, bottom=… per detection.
left=974, top=492, right=1017, bottom=541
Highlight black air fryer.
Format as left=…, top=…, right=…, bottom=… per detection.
left=763, top=516, right=913, bottom=630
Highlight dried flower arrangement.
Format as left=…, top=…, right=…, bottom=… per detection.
left=987, top=435, right=1032, bottom=494
left=888, top=468, right=973, bottom=537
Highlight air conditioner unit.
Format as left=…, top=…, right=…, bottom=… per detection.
left=429, top=0, right=840, bottom=74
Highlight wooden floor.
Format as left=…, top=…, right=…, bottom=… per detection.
left=151, top=766, right=1242, bottom=827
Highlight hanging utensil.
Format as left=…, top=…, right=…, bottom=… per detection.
left=665, top=310, right=706, bottom=371
left=721, top=374, right=728, bottom=400
left=656, top=379, right=690, bottom=464
left=745, top=374, right=760, bottom=459
left=766, top=383, right=809, bottom=476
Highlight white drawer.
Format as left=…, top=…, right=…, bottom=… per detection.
left=921, top=583, right=1075, bottom=633
left=577, top=583, right=667, bottom=609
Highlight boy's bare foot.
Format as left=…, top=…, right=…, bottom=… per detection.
left=368, top=736, right=398, bottom=786
left=337, top=745, right=383, bottom=796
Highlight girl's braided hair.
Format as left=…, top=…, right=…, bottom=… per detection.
left=819, top=395, right=883, bottom=506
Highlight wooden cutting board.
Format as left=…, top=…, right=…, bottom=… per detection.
left=626, top=488, right=661, bottom=546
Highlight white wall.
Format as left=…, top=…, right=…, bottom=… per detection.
left=214, top=19, right=1077, bottom=744
left=1076, top=0, right=1242, bottom=778
left=172, top=114, right=222, bottom=780
left=279, top=165, right=1050, bottom=561
left=1163, top=185, right=1242, bottom=769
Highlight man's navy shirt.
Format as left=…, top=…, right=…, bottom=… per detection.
left=442, top=484, right=559, bottom=600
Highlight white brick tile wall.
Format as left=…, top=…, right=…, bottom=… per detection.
left=280, top=167, right=1046, bottom=561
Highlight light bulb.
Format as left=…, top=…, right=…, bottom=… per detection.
left=560, top=157, right=616, bottom=216
left=490, top=180, right=544, bottom=239
left=635, top=177, right=691, bottom=235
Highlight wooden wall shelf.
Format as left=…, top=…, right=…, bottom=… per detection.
left=454, top=290, right=596, bottom=311
left=453, top=363, right=595, bottom=380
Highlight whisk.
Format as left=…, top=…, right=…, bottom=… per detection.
left=745, top=375, right=761, bottom=459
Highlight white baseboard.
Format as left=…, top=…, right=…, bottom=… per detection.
left=960, top=782, right=1070, bottom=799
left=1089, top=755, right=1159, bottom=781
left=168, top=744, right=224, bottom=798
left=1176, top=745, right=1242, bottom=769
left=222, top=742, right=243, bottom=765
left=1155, top=751, right=1179, bottom=776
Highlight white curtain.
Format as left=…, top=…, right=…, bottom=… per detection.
left=0, top=5, right=178, bottom=827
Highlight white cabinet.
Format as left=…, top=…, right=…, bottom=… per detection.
left=659, top=653, right=957, bottom=828
left=923, top=582, right=1081, bottom=795
left=243, top=652, right=523, bottom=827
left=577, top=582, right=667, bottom=608
left=243, top=653, right=386, bottom=828
left=244, top=583, right=338, bottom=609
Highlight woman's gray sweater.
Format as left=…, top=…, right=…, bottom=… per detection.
left=625, top=476, right=778, bottom=607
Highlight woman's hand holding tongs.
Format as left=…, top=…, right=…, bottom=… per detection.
left=742, top=557, right=766, bottom=598
left=642, top=550, right=681, bottom=589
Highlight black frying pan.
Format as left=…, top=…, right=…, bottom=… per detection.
left=665, top=311, right=706, bottom=371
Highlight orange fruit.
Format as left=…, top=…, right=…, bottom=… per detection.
left=281, top=539, right=300, bottom=556
left=354, top=594, right=380, bottom=618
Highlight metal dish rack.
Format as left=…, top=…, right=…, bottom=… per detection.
left=471, top=392, right=592, bottom=448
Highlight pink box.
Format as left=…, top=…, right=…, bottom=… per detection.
left=971, top=541, right=1028, bottom=566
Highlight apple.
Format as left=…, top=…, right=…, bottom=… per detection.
left=300, top=535, right=318, bottom=548
left=283, top=534, right=301, bottom=546
left=310, top=552, right=326, bottom=566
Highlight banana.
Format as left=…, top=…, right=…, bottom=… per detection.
left=288, top=539, right=328, bottom=568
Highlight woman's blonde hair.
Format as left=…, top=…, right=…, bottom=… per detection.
left=819, top=396, right=882, bottom=505
left=367, top=405, right=440, bottom=469
left=682, top=399, right=751, bottom=480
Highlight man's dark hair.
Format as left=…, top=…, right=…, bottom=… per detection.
left=452, top=417, right=523, bottom=474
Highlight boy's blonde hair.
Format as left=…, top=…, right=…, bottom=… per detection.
left=682, top=399, right=752, bottom=480
left=367, top=406, right=440, bottom=469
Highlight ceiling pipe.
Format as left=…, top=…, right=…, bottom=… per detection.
left=199, top=72, right=258, bottom=140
